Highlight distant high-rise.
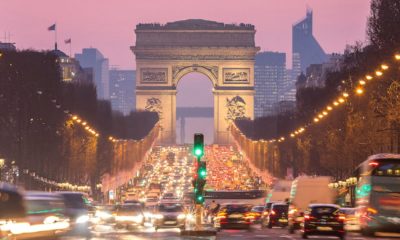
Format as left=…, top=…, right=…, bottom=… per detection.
left=109, top=69, right=136, bottom=115
left=292, top=9, right=327, bottom=77
left=254, top=52, right=286, bottom=117
left=75, top=48, right=110, bottom=99
left=0, top=41, right=16, bottom=51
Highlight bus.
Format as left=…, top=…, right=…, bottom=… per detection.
left=354, top=153, right=400, bottom=236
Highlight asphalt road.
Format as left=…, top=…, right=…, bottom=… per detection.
left=60, top=224, right=400, bottom=240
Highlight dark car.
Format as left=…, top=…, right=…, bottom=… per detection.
left=249, top=205, right=264, bottom=224
left=302, top=204, right=346, bottom=240
left=57, top=191, right=91, bottom=237
left=152, top=203, right=186, bottom=231
left=261, top=202, right=276, bottom=227
left=213, top=204, right=254, bottom=231
left=266, top=203, right=288, bottom=228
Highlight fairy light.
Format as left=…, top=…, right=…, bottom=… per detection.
left=356, top=87, right=364, bottom=95
left=327, top=106, right=333, bottom=111
left=381, top=64, right=389, bottom=70
left=343, top=93, right=349, bottom=98
left=395, top=54, right=400, bottom=60
left=375, top=70, right=383, bottom=76
left=359, top=80, right=366, bottom=85
left=333, top=101, right=339, bottom=106
left=366, top=75, right=373, bottom=80
left=338, top=98, right=345, bottom=103
left=314, top=118, right=319, bottom=123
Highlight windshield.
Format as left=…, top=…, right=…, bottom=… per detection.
left=61, top=193, right=89, bottom=209
left=371, top=159, right=400, bottom=177
left=310, top=206, right=339, bottom=217
left=226, top=204, right=252, bottom=213
left=251, top=206, right=264, bottom=212
left=117, top=204, right=142, bottom=213
left=273, top=205, right=288, bottom=212
left=158, top=204, right=183, bottom=212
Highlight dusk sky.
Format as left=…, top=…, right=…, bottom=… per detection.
left=2, top=0, right=371, bottom=69
left=1, top=0, right=372, bottom=143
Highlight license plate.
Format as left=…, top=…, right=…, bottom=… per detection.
left=317, top=226, right=332, bottom=231
left=229, top=214, right=243, bottom=219
left=165, top=221, right=176, bottom=224
left=279, top=219, right=288, bottom=222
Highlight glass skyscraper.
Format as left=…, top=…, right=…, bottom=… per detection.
left=254, top=52, right=286, bottom=118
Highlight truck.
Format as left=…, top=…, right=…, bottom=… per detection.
left=287, top=176, right=337, bottom=233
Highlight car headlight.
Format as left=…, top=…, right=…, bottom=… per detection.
left=177, top=214, right=186, bottom=220
left=143, top=212, right=152, bottom=218
left=96, top=210, right=112, bottom=219
left=76, top=215, right=90, bottom=224
left=44, top=216, right=60, bottom=224
left=153, top=214, right=164, bottom=219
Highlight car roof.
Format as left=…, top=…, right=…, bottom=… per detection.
left=367, top=153, right=400, bottom=161
left=25, top=191, right=63, bottom=200
left=309, top=203, right=340, bottom=208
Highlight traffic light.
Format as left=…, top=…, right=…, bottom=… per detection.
left=194, top=179, right=206, bottom=204
left=193, top=134, right=204, bottom=158
left=198, top=161, right=207, bottom=179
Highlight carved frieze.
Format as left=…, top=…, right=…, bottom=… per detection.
left=145, top=97, right=163, bottom=119
left=140, top=68, right=168, bottom=84
left=223, top=68, right=250, bottom=84
left=225, top=96, right=246, bottom=122
left=172, top=65, right=218, bottom=81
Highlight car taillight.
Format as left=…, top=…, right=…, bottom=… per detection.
left=304, top=214, right=314, bottom=220
left=338, top=215, right=346, bottom=221
left=270, top=210, right=276, bottom=215
left=263, top=211, right=269, bottom=216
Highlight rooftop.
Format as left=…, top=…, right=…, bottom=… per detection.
left=136, top=19, right=255, bottom=31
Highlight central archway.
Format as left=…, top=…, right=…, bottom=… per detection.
left=132, top=19, right=259, bottom=144
left=176, top=72, right=214, bottom=144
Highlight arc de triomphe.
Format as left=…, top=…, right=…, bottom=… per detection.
left=131, top=19, right=259, bottom=144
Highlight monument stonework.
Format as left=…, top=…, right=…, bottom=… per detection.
left=132, top=19, right=259, bottom=144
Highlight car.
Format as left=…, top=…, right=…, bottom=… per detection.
left=94, top=204, right=116, bottom=223
left=152, top=203, right=186, bottom=231
left=340, top=207, right=360, bottom=232
left=261, top=202, right=276, bottom=227
left=213, top=204, right=254, bottom=231
left=265, top=203, right=289, bottom=228
left=23, top=191, right=70, bottom=238
left=114, top=204, right=145, bottom=229
left=302, top=204, right=346, bottom=240
left=249, top=205, right=264, bottom=224
left=57, top=191, right=92, bottom=237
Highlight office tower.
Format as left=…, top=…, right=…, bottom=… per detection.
left=75, top=48, right=110, bottom=99
left=109, top=69, right=136, bottom=115
left=254, top=52, right=286, bottom=117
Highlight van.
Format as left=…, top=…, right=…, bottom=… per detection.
left=287, top=176, right=336, bottom=233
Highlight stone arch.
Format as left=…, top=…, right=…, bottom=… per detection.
left=132, top=19, right=259, bottom=144
left=173, top=65, right=218, bottom=87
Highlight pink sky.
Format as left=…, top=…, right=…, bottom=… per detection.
left=1, top=0, right=371, bottom=69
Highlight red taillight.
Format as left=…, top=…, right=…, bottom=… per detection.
left=338, top=215, right=346, bottom=221
left=369, top=161, right=379, bottom=167
left=304, top=214, right=314, bottom=220
left=270, top=210, right=276, bottom=215
left=263, top=211, right=269, bottom=216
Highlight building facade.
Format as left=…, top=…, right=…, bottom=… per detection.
left=109, top=69, right=136, bottom=115
left=254, top=52, right=286, bottom=117
left=75, top=48, right=110, bottom=99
